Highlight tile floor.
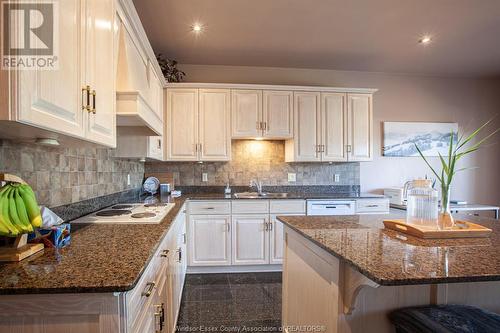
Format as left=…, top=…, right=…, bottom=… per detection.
left=176, top=272, right=282, bottom=332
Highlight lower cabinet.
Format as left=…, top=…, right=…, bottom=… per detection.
left=232, top=214, right=269, bottom=265
left=188, top=200, right=306, bottom=267
left=188, top=214, right=232, bottom=266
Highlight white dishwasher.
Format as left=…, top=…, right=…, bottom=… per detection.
left=306, top=200, right=356, bottom=215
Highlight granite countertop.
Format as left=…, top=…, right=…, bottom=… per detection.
left=185, top=192, right=386, bottom=200
left=277, top=213, right=500, bottom=286
left=0, top=196, right=187, bottom=295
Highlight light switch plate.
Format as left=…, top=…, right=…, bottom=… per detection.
left=288, top=173, right=296, bottom=182
left=202, top=173, right=208, bottom=182
left=334, top=174, right=340, bottom=183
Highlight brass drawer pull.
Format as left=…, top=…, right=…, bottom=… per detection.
left=142, top=281, right=155, bottom=297
left=160, top=249, right=169, bottom=257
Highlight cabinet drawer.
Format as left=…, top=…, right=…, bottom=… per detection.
left=189, top=201, right=231, bottom=215
left=356, top=198, right=389, bottom=214
left=270, top=200, right=306, bottom=214
left=232, top=200, right=269, bottom=214
left=127, top=255, right=162, bottom=329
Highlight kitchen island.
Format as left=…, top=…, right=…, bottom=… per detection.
left=278, top=214, right=500, bottom=333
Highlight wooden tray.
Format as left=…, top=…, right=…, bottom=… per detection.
left=383, top=219, right=492, bottom=239
left=0, top=234, right=44, bottom=262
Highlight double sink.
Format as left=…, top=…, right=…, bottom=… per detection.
left=233, top=192, right=289, bottom=199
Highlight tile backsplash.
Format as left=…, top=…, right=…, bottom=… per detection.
left=146, top=140, right=360, bottom=187
left=0, top=140, right=144, bottom=207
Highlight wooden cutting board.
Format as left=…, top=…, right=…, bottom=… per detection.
left=383, top=219, right=492, bottom=239
left=144, top=172, right=174, bottom=189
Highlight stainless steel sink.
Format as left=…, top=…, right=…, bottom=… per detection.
left=234, top=192, right=289, bottom=199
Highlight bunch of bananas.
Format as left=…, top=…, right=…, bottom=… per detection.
left=0, top=183, right=42, bottom=237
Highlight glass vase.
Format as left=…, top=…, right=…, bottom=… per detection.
left=439, top=185, right=454, bottom=229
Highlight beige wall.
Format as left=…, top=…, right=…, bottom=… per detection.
left=178, top=64, right=500, bottom=205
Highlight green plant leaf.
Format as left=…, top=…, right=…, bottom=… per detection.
left=415, top=144, right=442, bottom=183
left=455, top=119, right=492, bottom=152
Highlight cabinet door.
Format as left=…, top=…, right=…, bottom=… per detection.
left=321, top=93, right=347, bottom=162
left=263, top=90, right=293, bottom=138
left=347, top=94, right=373, bottom=161
left=231, top=89, right=262, bottom=138
left=292, top=92, right=321, bottom=161
left=231, top=215, right=269, bottom=265
left=270, top=213, right=305, bottom=264
left=84, top=0, right=116, bottom=147
left=199, top=89, right=231, bottom=161
left=188, top=215, right=231, bottom=266
left=166, top=89, right=198, bottom=161
left=16, top=0, right=85, bottom=139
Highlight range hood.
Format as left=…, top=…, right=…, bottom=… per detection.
left=116, top=22, right=163, bottom=136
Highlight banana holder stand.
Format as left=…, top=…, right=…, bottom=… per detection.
left=0, top=174, right=44, bottom=262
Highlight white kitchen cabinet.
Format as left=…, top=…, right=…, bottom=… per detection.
left=199, top=89, right=231, bottom=161
left=165, top=88, right=231, bottom=161
left=263, top=90, right=294, bottom=138
left=0, top=0, right=116, bottom=147
left=231, top=89, right=293, bottom=139
left=188, top=215, right=232, bottom=266
left=115, top=135, right=163, bottom=160
left=347, top=93, right=373, bottom=161
left=286, top=92, right=373, bottom=162
left=232, top=215, right=269, bottom=265
left=286, top=92, right=321, bottom=162
left=231, top=89, right=262, bottom=138
left=165, top=89, right=199, bottom=161
left=322, top=93, right=347, bottom=162
left=187, top=199, right=306, bottom=267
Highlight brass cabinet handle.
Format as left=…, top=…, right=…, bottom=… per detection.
left=256, top=121, right=261, bottom=130
left=183, top=233, right=187, bottom=244
left=346, top=145, right=352, bottom=153
left=262, top=122, right=267, bottom=131
left=194, top=144, right=198, bottom=153
left=158, top=139, right=161, bottom=149
left=198, top=143, right=202, bottom=152
left=90, top=90, right=96, bottom=114
left=154, top=303, right=165, bottom=332
left=269, top=221, right=273, bottom=231
left=226, top=222, right=230, bottom=232
left=142, top=281, right=155, bottom=297
left=81, top=85, right=90, bottom=111
left=160, top=249, right=169, bottom=257
left=321, top=145, right=325, bottom=153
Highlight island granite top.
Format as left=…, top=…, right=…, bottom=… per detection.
left=277, top=214, right=500, bottom=286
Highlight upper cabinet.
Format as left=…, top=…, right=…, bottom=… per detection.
left=165, top=88, right=231, bottom=162
left=0, top=0, right=116, bottom=147
left=231, top=90, right=262, bottom=138
left=231, top=89, right=293, bottom=139
left=286, top=92, right=373, bottom=162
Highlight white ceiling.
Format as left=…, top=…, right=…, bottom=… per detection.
left=133, top=0, right=500, bottom=78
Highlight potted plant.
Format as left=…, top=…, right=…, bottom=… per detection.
left=156, top=54, right=185, bottom=82
left=415, top=120, right=498, bottom=228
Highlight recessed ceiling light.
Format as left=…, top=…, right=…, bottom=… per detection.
left=192, top=23, right=203, bottom=33
left=418, top=36, right=432, bottom=44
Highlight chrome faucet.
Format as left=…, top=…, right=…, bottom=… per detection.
left=250, top=179, right=263, bottom=195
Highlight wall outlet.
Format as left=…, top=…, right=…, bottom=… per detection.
left=288, top=173, right=296, bottom=182
left=202, top=172, right=208, bottom=182
left=127, top=174, right=131, bottom=186
left=334, top=174, right=340, bottom=183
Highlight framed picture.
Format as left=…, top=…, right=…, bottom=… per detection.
left=383, top=122, right=458, bottom=157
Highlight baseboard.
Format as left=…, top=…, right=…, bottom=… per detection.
left=187, top=265, right=282, bottom=274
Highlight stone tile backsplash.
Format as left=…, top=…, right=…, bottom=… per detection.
left=146, top=140, right=360, bottom=187
left=0, top=140, right=144, bottom=207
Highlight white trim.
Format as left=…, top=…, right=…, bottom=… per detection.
left=116, top=0, right=166, bottom=87
left=187, top=264, right=282, bottom=274
left=165, top=82, right=378, bottom=94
